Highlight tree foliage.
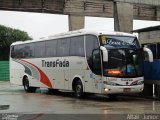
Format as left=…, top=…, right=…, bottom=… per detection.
left=0, top=25, right=32, bottom=46
left=0, top=25, right=32, bottom=60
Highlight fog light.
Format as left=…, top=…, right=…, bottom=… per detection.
left=105, top=88, right=109, bottom=92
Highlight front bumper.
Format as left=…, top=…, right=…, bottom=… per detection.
left=102, top=84, right=144, bottom=94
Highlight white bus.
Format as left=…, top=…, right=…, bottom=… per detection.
left=10, top=29, right=153, bottom=98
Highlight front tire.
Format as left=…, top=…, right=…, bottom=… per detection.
left=23, top=77, right=37, bottom=93
left=74, top=80, right=84, bottom=98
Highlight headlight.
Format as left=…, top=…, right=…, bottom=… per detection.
left=130, top=80, right=144, bottom=85
left=137, top=80, right=144, bottom=85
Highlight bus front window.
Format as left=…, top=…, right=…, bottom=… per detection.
left=103, top=49, right=143, bottom=77
left=99, top=35, right=143, bottom=78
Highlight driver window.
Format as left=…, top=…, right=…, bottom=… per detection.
left=92, top=49, right=101, bottom=75
left=86, top=35, right=101, bottom=75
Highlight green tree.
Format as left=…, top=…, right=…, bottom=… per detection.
left=0, top=25, right=32, bottom=60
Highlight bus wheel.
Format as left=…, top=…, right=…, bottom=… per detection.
left=23, top=77, right=36, bottom=93
left=75, top=80, right=84, bottom=98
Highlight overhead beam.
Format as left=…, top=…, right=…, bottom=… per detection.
left=0, top=0, right=160, bottom=21
left=114, top=0, right=160, bottom=6
left=0, top=0, right=65, bottom=14
left=64, top=0, right=114, bottom=17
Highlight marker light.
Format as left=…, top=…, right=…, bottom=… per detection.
left=107, top=69, right=122, bottom=76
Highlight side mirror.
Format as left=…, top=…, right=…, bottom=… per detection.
left=143, top=47, right=153, bottom=62
left=100, top=46, right=108, bottom=62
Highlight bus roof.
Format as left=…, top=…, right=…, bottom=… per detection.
left=11, top=29, right=136, bottom=46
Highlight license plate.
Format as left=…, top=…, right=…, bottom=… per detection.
left=123, top=88, right=131, bottom=93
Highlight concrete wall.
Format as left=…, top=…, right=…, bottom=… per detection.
left=115, top=0, right=160, bottom=6
left=68, top=15, right=84, bottom=31
left=139, top=30, right=160, bottom=44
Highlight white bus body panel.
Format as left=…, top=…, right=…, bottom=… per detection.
left=10, top=57, right=144, bottom=94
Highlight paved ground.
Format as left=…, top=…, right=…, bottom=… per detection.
left=0, top=81, right=160, bottom=120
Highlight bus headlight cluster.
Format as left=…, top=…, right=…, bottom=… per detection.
left=105, top=88, right=110, bottom=92
left=131, top=80, right=144, bottom=85
left=137, top=80, right=144, bottom=85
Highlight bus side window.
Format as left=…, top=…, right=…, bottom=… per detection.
left=57, top=38, right=70, bottom=57
left=46, top=40, right=57, bottom=57
left=23, top=43, right=35, bottom=58
left=35, top=42, right=45, bottom=58
left=70, top=36, right=84, bottom=57
left=11, top=46, right=15, bottom=58
left=14, top=46, right=19, bottom=58
left=15, top=45, right=24, bottom=58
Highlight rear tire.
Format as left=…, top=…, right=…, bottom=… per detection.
left=23, top=77, right=37, bottom=93
left=74, top=80, right=84, bottom=98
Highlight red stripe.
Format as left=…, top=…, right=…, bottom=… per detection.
left=20, top=59, right=52, bottom=88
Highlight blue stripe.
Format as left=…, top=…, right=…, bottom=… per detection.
left=144, top=60, right=160, bottom=80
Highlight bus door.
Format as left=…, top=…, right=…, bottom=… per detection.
left=85, top=35, right=102, bottom=93
left=84, top=70, right=94, bottom=93
left=84, top=48, right=102, bottom=93
left=85, top=72, right=102, bottom=93
left=92, top=49, right=103, bottom=93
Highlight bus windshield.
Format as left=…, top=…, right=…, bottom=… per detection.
left=99, top=35, right=143, bottom=78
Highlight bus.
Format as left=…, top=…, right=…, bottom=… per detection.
left=10, top=29, right=153, bottom=98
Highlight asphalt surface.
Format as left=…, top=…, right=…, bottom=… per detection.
left=0, top=81, right=160, bottom=120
